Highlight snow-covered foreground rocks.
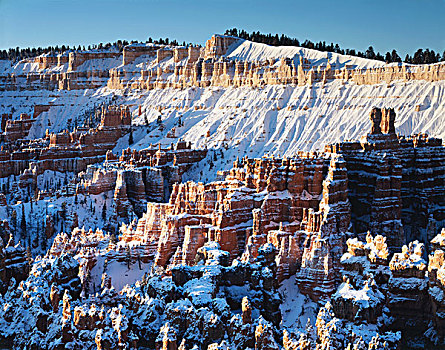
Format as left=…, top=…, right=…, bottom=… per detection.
left=0, top=32, right=444, bottom=349
left=0, top=238, right=406, bottom=349
left=0, top=112, right=441, bottom=348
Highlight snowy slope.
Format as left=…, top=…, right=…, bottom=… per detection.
left=226, top=39, right=387, bottom=69
left=124, top=79, right=445, bottom=154
left=1, top=38, right=443, bottom=183
left=279, top=275, right=318, bottom=329
left=2, top=77, right=442, bottom=184
left=2, top=75, right=443, bottom=153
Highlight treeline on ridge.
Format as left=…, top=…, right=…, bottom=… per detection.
left=1, top=29, right=444, bottom=65
left=225, top=28, right=445, bottom=65
left=0, top=37, right=192, bottom=62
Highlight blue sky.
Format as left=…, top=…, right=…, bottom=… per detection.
left=0, top=0, right=444, bottom=57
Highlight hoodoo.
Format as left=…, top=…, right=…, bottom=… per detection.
left=0, top=29, right=443, bottom=349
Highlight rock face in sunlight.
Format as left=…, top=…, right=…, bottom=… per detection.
left=0, top=28, right=444, bottom=349
left=3, top=34, right=444, bottom=92
left=0, top=234, right=29, bottom=293
left=324, top=107, right=445, bottom=250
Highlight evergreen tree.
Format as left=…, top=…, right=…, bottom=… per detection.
left=83, top=269, right=91, bottom=297
left=126, top=245, right=131, bottom=269
left=109, top=233, right=117, bottom=244
left=391, top=49, right=402, bottom=63
left=26, top=248, right=33, bottom=269
left=365, top=46, right=376, bottom=60
left=10, top=209, right=17, bottom=232
left=102, top=202, right=107, bottom=222
left=61, top=202, right=67, bottom=221
left=128, top=127, right=134, bottom=145
left=375, top=53, right=384, bottom=61
left=40, top=219, right=47, bottom=252
left=20, top=204, right=26, bottom=236
left=413, top=49, right=424, bottom=64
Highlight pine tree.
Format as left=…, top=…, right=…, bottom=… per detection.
left=102, top=202, right=107, bottom=222
left=20, top=204, right=26, bottom=236
left=83, top=269, right=91, bottom=297
left=413, top=49, right=424, bottom=64
left=128, top=127, right=134, bottom=145
left=391, top=50, right=401, bottom=63
left=61, top=202, right=67, bottom=220
left=26, top=248, right=33, bottom=269
left=126, top=245, right=131, bottom=269
left=10, top=209, right=17, bottom=232
left=366, top=46, right=376, bottom=60
left=41, top=220, right=47, bottom=252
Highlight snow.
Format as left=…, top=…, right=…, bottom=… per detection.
left=0, top=38, right=442, bottom=349
left=0, top=88, right=116, bottom=138
left=75, top=56, right=122, bottom=72
left=183, top=277, right=215, bottom=307
left=226, top=39, right=387, bottom=69
left=0, top=182, right=116, bottom=256
left=335, top=281, right=384, bottom=309
left=123, top=79, right=445, bottom=183
left=105, top=259, right=151, bottom=291
left=1, top=39, right=444, bottom=164
left=279, top=275, right=317, bottom=329
left=388, top=276, right=428, bottom=291
left=390, top=241, right=427, bottom=272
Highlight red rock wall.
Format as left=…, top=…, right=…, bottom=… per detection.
left=324, top=108, right=445, bottom=250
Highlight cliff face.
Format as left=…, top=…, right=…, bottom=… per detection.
left=0, top=108, right=442, bottom=348
left=0, top=105, right=132, bottom=182
left=41, top=108, right=440, bottom=310
left=1, top=35, right=444, bottom=93
left=0, top=234, right=29, bottom=293
left=111, top=151, right=351, bottom=302
left=325, top=107, right=445, bottom=250
left=0, top=31, right=444, bottom=349
left=77, top=140, right=207, bottom=219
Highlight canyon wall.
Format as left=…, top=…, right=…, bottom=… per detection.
left=1, top=35, right=444, bottom=92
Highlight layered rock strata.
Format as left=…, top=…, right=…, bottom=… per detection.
left=325, top=107, right=445, bottom=250
left=2, top=34, right=445, bottom=92
left=117, top=151, right=351, bottom=301
left=0, top=105, right=131, bottom=181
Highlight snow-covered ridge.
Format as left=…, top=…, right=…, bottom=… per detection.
left=225, top=39, right=386, bottom=69
left=1, top=34, right=443, bottom=78
left=0, top=34, right=444, bottom=183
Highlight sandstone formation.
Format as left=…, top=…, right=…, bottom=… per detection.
left=0, top=234, right=29, bottom=293
left=0, top=101, right=443, bottom=349
left=324, top=107, right=445, bottom=250
left=3, top=113, right=36, bottom=142
left=117, top=151, right=351, bottom=301
left=1, top=34, right=444, bottom=93
left=0, top=105, right=131, bottom=181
